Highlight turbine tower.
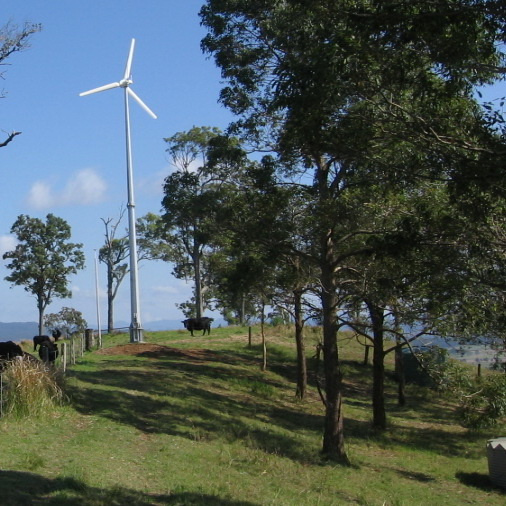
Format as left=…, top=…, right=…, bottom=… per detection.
left=80, top=39, right=157, bottom=343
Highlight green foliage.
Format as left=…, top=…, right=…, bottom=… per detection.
left=200, top=1, right=506, bottom=456
left=160, top=126, right=231, bottom=315
left=44, top=307, right=88, bottom=337
left=459, top=374, right=506, bottom=429
left=136, top=212, right=176, bottom=262
left=416, top=347, right=472, bottom=393
left=416, top=347, right=506, bottom=429
left=164, top=125, right=222, bottom=171
left=98, top=211, right=130, bottom=332
left=99, top=238, right=128, bottom=287
left=2, top=214, right=85, bottom=333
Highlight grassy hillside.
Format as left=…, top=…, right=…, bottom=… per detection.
left=0, top=325, right=504, bottom=505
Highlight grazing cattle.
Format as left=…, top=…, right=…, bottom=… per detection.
left=33, top=329, right=61, bottom=351
left=38, top=339, right=58, bottom=364
left=182, top=317, right=214, bottom=336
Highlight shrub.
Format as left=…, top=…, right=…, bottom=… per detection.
left=1, top=357, right=66, bottom=418
left=458, top=374, right=506, bottom=429
left=416, top=347, right=473, bottom=394
left=415, top=347, right=506, bottom=429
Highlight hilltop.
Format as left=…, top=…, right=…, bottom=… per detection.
left=1, top=326, right=504, bottom=504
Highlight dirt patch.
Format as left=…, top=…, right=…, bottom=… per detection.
left=96, top=343, right=222, bottom=362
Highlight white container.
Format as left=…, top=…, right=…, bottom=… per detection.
left=487, top=438, right=506, bottom=488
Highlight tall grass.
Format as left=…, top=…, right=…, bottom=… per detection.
left=1, top=357, right=65, bottom=418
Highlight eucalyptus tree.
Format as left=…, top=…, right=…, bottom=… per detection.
left=44, top=307, right=88, bottom=338
left=161, top=126, right=228, bottom=318
left=200, top=0, right=505, bottom=460
left=3, top=214, right=85, bottom=335
left=205, top=144, right=317, bottom=394
left=431, top=197, right=506, bottom=346
left=136, top=213, right=175, bottom=263
left=330, top=176, right=479, bottom=427
left=268, top=256, right=317, bottom=399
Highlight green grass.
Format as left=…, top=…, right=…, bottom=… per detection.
left=0, top=325, right=505, bottom=505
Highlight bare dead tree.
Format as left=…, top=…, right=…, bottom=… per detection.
left=99, top=207, right=129, bottom=333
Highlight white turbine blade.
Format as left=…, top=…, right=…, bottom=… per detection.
left=80, top=82, right=121, bottom=96
left=127, top=87, right=157, bottom=119
left=124, top=38, right=136, bottom=80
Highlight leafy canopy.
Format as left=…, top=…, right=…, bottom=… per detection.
left=3, top=214, right=85, bottom=311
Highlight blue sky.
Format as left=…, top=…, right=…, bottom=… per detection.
left=1, top=1, right=234, bottom=329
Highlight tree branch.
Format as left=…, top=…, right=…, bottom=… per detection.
left=0, top=131, right=21, bottom=147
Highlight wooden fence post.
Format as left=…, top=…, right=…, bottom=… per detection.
left=85, top=329, right=94, bottom=351
left=71, top=337, right=76, bottom=365
left=62, top=342, right=67, bottom=373
left=248, top=327, right=252, bottom=348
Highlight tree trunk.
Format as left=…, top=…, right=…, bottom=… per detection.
left=393, top=308, right=406, bottom=406
left=320, top=265, right=348, bottom=463
left=107, top=264, right=114, bottom=333
left=261, top=301, right=267, bottom=371
left=316, top=157, right=348, bottom=463
left=193, top=241, right=203, bottom=318
left=395, top=341, right=406, bottom=407
left=367, top=301, right=387, bottom=430
left=107, top=291, right=114, bottom=334
left=294, top=288, right=307, bottom=399
left=38, top=302, right=44, bottom=336
left=240, top=293, right=245, bottom=325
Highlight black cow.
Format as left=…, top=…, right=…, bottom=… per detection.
left=33, top=329, right=61, bottom=351
left=38, top=339, right=58, bottom=364
left=0, top=341, right=24, bottom=360
left=0, top=341, right=24, bottom=370
left=182, top=317, right=214, bottom=336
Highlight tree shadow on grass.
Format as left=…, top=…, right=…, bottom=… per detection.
left=0, top=470, right=258, bottom=505
left=341, top=406, right=490, bottom=460
left=68, top=353, right=323, bottom=463
left=69, top=344, right=489, bottom=465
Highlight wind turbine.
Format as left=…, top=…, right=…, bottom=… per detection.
left=80, top=39, right=157, bottom=344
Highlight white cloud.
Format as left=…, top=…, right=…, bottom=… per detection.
left=152, top=285, right=180, bottom=294
left=26, top=169, right=107, bottom=209
left=64, top=168, right=107, bottom=205
left=27, top=181, right=54, bottom=210
left=0, top=235, right=17, bottom=256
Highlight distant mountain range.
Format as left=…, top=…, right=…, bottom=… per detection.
left=0, top=322, right=39, bottom=341
left=0, top=318, right=226, bottom=342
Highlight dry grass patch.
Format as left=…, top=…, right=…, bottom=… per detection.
left=1, top=357, right=65, bottom=418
